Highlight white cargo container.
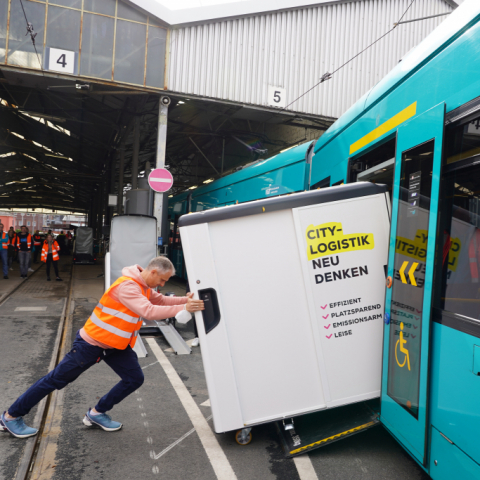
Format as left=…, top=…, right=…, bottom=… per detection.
left=179, top=183, right=391, bottom=434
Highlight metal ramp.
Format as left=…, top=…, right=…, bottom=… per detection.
left=276, top=399, right=380, bottom=458
left=140, top=319, right=192, bottom=355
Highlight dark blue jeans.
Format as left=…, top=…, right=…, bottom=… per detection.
left=8, top=331, right=144, bottom=417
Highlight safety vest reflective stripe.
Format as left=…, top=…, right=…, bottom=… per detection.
left=15, top=234, right=32, bottom=249
left=95, top=303, right=138, bottom=324
left=1, top=232, right=8, bottom=250
left=89, top=311, right=134, bottom=339
left=83, top=276, right=150, bottom=349
left=469, top=230, right=480, bottom=284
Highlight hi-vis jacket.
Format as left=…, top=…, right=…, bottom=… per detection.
left=1, top=232, right=7, bottom=250
left=41, top=240, right=60, bottom=262
left=83, top=276, right=151, bottom=349
left=15, top=233, right=32, bottom=250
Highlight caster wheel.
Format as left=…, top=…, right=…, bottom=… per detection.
left=235, top=429, right=252, bottom=445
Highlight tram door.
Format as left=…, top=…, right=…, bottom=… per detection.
left=381, top=103, right=445, bottom=465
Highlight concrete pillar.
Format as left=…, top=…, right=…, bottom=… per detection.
left=117, top=146, right=125, bottom=215
left=132, top=116, right=140, bottom=190
left=153, top=98, right=169, bottom=252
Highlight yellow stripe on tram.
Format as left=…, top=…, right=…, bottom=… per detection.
left=349, top=102, right=417, bottom=155
left=289, top=421, right=377, bottom=455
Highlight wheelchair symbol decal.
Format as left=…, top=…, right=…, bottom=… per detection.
left=395, top=322, right=411, bottom=371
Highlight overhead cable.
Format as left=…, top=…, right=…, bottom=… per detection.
left=18, top=0, right=44, bottom=74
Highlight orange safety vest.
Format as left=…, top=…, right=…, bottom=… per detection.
left=15, top=233, right=32, bottom=250
left=1, top=232, right=8, bottom=250
left=469, top=229, right=480, bottom=283
left=41, top=240, right=60, bottom=262
left=83, top=276, right=151, bottom=350
left=33, top=235, right=42, bottom=246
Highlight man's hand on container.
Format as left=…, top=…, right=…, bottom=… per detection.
left=185, top=293, right=204, bottom=313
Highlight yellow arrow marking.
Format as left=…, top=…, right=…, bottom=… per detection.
left=408, top=262, right=418, bottom=286
left=399, top=261, right=409, bottom=284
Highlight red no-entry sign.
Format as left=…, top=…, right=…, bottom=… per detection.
left=148, top=168, right=174, bottom=193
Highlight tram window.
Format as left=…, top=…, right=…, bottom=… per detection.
left=349, top=138, right=396, bottom=197
left=445, top=116, right=480, bottom=166
left=310, top=177, right=330, bottom=189
left=433, top=155, right=480, bottom=321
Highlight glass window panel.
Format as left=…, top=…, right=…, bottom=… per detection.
left=434, top=157, right=480, bottom=320
left=113, top=20, right=146, bottom=85
left=80, top=13, right=114, bottom=80
left=117, top=1, right=148, bottom=23
left=445, top=117, right=480, bottom=165
left=46, top=6, right=81, bottom=52
left=48, top=0, right=82, bottom=8
left=146, top=26, right=166, bottom=88
left=0, top=1, right=8, bottom=63
left=387, top=140, right=435, bottom=419
left=83, top=0, right=116, bottom=17
left=7, top=1, right=45, bottom=69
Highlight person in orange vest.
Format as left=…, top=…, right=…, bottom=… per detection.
left=1, top=256, right=204, bottom=438
left=32, top=230, right=42, bottom=263
left=14, top=226, right=32, bottom=279
left=0, top=223, right=8, bottom=279
left=41, top=234, right=62, bottom=282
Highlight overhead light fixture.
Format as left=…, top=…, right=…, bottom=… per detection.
left=25, top=190, right=37, bottom=192
left=189, top=185, right=198, bottom=190
left=168, top=195, right=173, bottom=198
left=46, top=154, right=70, bottom=159
left=203, top=178, right=214, bottom=184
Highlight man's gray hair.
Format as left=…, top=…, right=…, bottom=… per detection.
left=146, top=256, right=175, bottom=275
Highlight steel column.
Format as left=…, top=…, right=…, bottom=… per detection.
left=153, top=100, right=169, bottom=251
left=117, top=146, right=125, bottom=215
left=132, top=116, right=140, bottom=190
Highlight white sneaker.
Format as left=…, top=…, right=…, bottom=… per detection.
left=191, top=338, right=199, bottom=347
left=28, top=268, right=34, bottom=272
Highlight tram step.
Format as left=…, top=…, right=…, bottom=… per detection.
left=275, top=399, right=380, bottom=458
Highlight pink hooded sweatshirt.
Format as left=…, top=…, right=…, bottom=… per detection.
left=80, top=264, right=188, bottom=348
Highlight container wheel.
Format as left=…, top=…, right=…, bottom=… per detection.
left=235, top=429, right=252, bottom=446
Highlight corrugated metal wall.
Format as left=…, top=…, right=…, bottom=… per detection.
left=167, top=0, right=453, bottom=118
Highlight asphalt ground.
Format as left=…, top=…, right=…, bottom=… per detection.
left=0, top=262, right=431, bottom=480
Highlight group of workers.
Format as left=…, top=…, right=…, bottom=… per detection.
left=0, top=223, right=63, bottom=281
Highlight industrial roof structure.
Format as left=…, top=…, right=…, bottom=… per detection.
left=0, top=0, right=458, bottom=217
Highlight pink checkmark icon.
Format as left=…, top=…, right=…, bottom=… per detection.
left=412, top=334, right=416, bottom=339
left=413, top=325, right=418, bottom=329
left=326, top=334, right=332, bottom=339
left=416, top=309, right=422, bottom=313
left=321, top=304, right=327, bottom=309
left=322, top=314, right=329, bottom=319
left=324, top=324, right=331, bottom=329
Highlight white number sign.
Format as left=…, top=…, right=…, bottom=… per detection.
left=48, top=48, right=76, bottom=75
left=267, top=85, right=286, bottom=108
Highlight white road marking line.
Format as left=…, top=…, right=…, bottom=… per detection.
left=293, top=455, right=319, bottom=480
left=15, top=306, right=47, bottom=311
left=151, top=415, right=213, bottom=460
left=142, top=361, right=159, bottom=370
left=147, top=338, right=237, bottom=480
left=200, top=399, right=211, bottom=407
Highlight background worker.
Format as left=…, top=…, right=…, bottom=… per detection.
left=41, top=234, right=62, bottom=282
left=14, top=226, right=32, bottom=279
left=32, top=230, right=42, bottom=263
left=7, top=229, right=16, bottom=272
left=1, top=256, right=204, bottom=438
left=0, top=223, right=8, bottom=279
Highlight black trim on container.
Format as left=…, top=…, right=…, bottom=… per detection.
left=179, top=182, right=388, bottom=227
left=433, top=308, right=480, bottom=339
left=445, top=94, right=480, bottom=127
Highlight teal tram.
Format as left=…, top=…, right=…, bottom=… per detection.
left=170, top=2, right=480, bottom=477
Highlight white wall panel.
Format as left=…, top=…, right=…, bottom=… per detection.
left=167, top=0, right=453, bottom=118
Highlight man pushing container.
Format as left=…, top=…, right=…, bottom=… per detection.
left=1, top=257, right=204, bottom=438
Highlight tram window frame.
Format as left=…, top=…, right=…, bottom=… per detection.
left=347, top=136, right=397, bottom=184
left=432, top=111, right=480, bottom=325
left=331, top=179, right=344, bottom=186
